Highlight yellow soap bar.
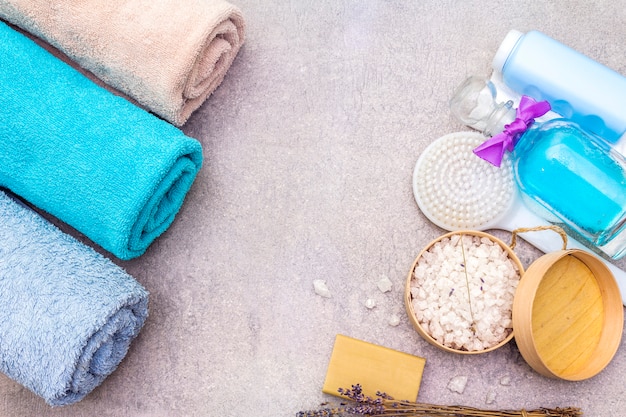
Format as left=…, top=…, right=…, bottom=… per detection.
left=322, top=334, right=426, bottom=402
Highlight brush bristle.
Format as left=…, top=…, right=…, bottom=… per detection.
left=413, top=132, right=515, bottom=230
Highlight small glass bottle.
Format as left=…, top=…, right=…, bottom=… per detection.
left=450, top=76, right=626, bottom=260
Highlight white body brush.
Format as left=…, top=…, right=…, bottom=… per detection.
left=413, top=131, right=626, bottom=305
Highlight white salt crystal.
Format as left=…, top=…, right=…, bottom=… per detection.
left=447, top=375, right=468, bottom=393
left=388, top=314, right=401, bottom=326
left=364, top=298, right=376, bottom=309
left=377, top=276, right=393, bottom=293
left=500, top=375, right=511, bottom=386
left=417, top=287, right=426, bottom=299
left=427, top=292, right=438, bottom=303
left=482, top=329, right=496, bottom=344
left=485, top=390, right=496, bottom=404
left=414, top=310, right=423, bottom=321
left=458, top=308, right=472, bottom=322
left=416, top=300, right=429, bottom=311
left=431, top=321, right=444, bottom=340
left=471, top=339, right=484, bottom=351
left=413, top=264, right=427, bottom=279
left=476, top=321, right=489, bottom=333
left=443, top=244, right=456, bottom=258
left=439, top=303, right=450, bottom=315
left=445, top=311, right=456, bottom=325
left=421, top=250, right=434, bottom=263
left=410, top=287, right=421, bottom=299
left=313, top=280, right=331, bottom=298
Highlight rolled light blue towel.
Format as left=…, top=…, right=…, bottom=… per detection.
left=0, top=21, right=203, bottom=260
left=0, top=190, right=149, bottom=406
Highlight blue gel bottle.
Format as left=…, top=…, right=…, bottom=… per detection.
left=493, top=30, right=626, bottom=145
left=514, top=119, right=626, bottom=259
left=450, top=76, right=626, bottom=259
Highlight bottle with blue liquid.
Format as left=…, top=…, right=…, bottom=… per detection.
left=450, top=76, right=626, bottom=260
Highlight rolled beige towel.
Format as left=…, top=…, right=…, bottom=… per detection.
left=0, top=0, right=245, bottom=125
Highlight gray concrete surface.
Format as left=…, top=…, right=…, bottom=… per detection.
left=1, top=1, right=626, bottom=416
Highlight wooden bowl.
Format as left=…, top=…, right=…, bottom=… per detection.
left=512, top=249, right=624, bottom=380
left=405, top=230, right=524, bottom=354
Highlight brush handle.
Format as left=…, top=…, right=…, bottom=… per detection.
left=497, top=201, right=626, bottom=306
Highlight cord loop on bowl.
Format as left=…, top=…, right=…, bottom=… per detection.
left=510, top=225, right=568, bottom=250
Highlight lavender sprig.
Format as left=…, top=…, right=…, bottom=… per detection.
left=297, top=384, right=582, bottom=417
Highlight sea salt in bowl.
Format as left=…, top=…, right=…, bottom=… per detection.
left=405, top=230, right=524, bottom=354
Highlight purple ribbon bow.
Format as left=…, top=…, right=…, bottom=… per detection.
left=473, top=95, right=551, bottom=167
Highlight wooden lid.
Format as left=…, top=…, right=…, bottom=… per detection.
left=512, top=249, right=624, bottom=380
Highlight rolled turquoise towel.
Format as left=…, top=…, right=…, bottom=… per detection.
left=0, top=190, right=149, bottom=406
left=0, top=21, right=203, bottom=260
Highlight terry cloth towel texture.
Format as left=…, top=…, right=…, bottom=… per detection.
left=0, top=0, right=246, bottom=126
left=0, top=21, right=203, bottom=260
left=0, top=190, right=149, bottom=406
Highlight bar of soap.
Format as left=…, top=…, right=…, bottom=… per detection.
left=322, top=334, right=426, bottom=401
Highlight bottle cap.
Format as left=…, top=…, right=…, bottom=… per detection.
left=492, top=29, right=523, bottom=73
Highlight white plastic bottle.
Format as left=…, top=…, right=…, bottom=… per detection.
left=492, top=30, right=626, bottom=145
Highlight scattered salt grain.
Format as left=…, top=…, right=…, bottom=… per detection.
left=313, top=279, right=331, bottom=298
left=485, top=389, right=496, bottom=404
left=409, top=234, right=520, bottom=352
left=447, top=375, right=468, bottom=393
left=377, top=276, right=393, bottom=293
left=364, top=298, right=376, bottom=309
left=388, top=313, right=400, bottom=326
left=499, top=375, right=511, bottom=386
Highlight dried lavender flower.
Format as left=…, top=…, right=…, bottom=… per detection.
left=297, top=384, right=582, bottom=417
